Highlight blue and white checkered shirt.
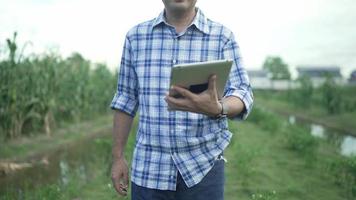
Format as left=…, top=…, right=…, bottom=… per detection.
left=111, top=8, right=253, bottom=191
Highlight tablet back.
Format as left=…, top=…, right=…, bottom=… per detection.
left=169, top=59, right=233, bottom=99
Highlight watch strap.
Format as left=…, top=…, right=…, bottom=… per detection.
left=212, top=101, right=227, bottom=119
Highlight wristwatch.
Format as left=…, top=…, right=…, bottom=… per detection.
left=214, top=100, right=228, bottom=119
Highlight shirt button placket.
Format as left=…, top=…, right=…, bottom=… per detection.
left=170, top=35, right=179, bottom=152
left=173, top=37, right=178, bottom=65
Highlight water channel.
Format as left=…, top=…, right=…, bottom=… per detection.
left=0, top=134, right=112, bottom=198
left=288, top=115, right=356, bottom=157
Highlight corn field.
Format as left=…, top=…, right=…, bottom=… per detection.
left=0, top=32, right=116, bottom=140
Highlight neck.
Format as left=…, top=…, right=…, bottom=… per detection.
left=165, top=7, right=196, bottom=33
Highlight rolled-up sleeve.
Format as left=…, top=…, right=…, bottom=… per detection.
left=110, top=36, right=139, bottom=117
left=222, top=33, right=254, bottom=120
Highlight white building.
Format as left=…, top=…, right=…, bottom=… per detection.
left=247, top=70, right=271, bottom=89
left=296, top=66, right=344, bottom=87
left=247, top=69, right=295, bottom=90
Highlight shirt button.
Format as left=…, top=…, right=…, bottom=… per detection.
left=172, top=59, right=177, bottom=64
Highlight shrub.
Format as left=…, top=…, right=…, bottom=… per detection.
left=328, top=156, right=356, bottom=199
left=291, top=76, right=314, bottom=108
left=320, top=76, right=342, bottom=114
left=284, top=124, right=319, bottom=156
left=248, top=107, right=282, bottom=133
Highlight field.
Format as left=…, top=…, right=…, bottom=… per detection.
left=1, top=106, right=355, bottom=200
left=1, top=34, right=355, bottom=199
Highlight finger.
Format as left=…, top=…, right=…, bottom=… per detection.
left=112, top=176, right=126, bottom=196
left=119, top=187, right=128, bottom=196
left=166, top=101, right=175, bottom=110
left=123, top=170, right=129, bottom=188
left=164, top=96, right=174, bottom=110
left=168, top=87, right=177, bottom=97
left=119, top=183, right=128, bottom=195
left=165, top=95, right=184, bottom=108
left=208, top=75, right=218, bottom=97
left=208, top=75, right=217, bottom=91
left=172, top=86, right=196, bottom=100
left=165, top=95, right=189, bottom=111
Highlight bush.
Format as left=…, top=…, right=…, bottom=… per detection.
left=290, top=76, right=314, bottom=108
left=284, top=124, right=319, bottom=156
left=248, top=107, right=282, bottom=133
left=320, top=76, right=342, bottom=114
left=328, top=156, right=356, bottom=199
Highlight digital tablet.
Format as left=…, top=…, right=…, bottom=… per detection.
left=169, top=59, right=233, bottom=99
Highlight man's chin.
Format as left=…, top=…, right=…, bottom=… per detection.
left=164, top=0, right=196, bottom=13
left=170, top=4, right=191, bottom=12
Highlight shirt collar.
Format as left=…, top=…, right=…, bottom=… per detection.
left=151, top=8, right=210, bottom=34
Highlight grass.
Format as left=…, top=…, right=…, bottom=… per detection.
left=1, top=109, right=355, bottom=199
left=0, top=114, right=112, bottom=161
left=225, top=121, right=349, bottom=200
left=256, top=93, right=356, bottom=136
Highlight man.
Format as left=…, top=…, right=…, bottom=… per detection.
left=110, top=0, right=253, bottom=199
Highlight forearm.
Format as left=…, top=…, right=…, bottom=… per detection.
left=112, top=110, right=134, bottom=160
left=221, top=96, right=245, bottom=119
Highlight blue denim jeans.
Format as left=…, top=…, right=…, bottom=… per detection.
left=131, top=156, right=225, bottom=200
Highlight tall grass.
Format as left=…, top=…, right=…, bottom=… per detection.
left=0, top=33, right=116, bottom=140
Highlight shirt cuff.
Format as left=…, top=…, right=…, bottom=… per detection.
left=110, top=93, right=139, bottom=117
left=224, top=89, right=254, bottom=121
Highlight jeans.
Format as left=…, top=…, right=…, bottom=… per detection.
left=131, top=156, right=225, bottom=200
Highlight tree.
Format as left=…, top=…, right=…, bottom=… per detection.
left=292, top=75, right=314, bottom=108
left=263, top=56, right=291, bottom=80
left=320, top=75, right=341, bottom=114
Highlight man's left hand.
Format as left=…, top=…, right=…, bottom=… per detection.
left=164, top=75, right=222, bottom=117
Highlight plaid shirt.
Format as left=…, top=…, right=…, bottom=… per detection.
left=111, top=8, right=253, bottom=191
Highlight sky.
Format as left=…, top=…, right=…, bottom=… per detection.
left=1, top=0, right=356, bottom=78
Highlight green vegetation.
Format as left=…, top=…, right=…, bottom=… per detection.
left=225, top=107, right=355, bottom=200
left=319, top=76, right=342, bottom=114
left=262, top=56, right=291, bottom=80
left=0, top=115, right=112, bottom=160
left=288, top=75, right=314, bottom=108
left=2, top=107, right=355, bottom=200
left=257, top=87, right=356, bottom=135
left=328, top=156, right=356, bottom=198
left=0, top=116, right=136, bottom=200
left=1, top=36, right=355, bottom=199
left=286, top=79, right=356, bottom=114
left=0, top=32, right=116, bottom=140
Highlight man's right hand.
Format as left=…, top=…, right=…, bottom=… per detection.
left=111, top=157, right=129, bottom=196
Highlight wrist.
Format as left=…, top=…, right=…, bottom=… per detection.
left=210, top=101, right=222, bottom=118
left=210, top=101, right=222, bottom=116
left=112, top=151, right=125, bottom=161
left=212, top=100, right=228, bottom=119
